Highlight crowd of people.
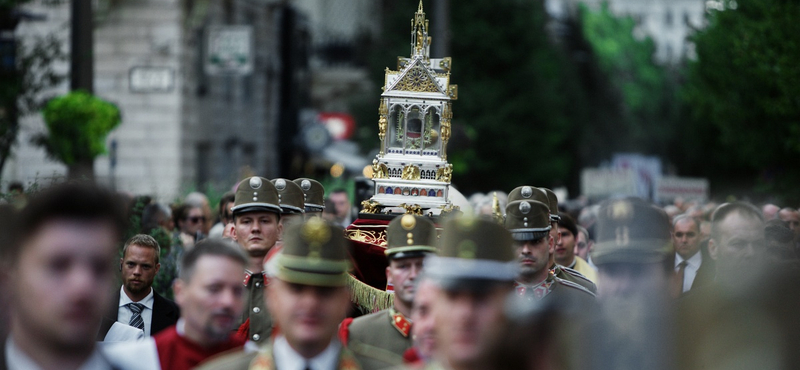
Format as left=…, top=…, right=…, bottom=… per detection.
left=0, top=178, right=798, bottom=370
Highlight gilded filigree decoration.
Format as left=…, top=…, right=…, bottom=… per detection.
left=346, top=228, right=387, bottom=247
left=401, top=164, right=421, bottom=180
left=361, top=199, right=381, bottom=214
left=378, top=99, right=388, bottom=155
left=399, top=203, right=424, bottom=216
left=394, top=66, right=441, bottom=93
left=439, top=204, right=461, bottom=217
left=436, top=164, right=452, bottom=183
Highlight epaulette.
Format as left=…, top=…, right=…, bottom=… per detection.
left=557, top=265, right=598, bottom=292
left=554, top=276, right=596, bottom=297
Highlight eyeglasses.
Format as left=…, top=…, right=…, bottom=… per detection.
left=188, top=216, right=206, bottom=224
left=674, top=232, right=696, bottom=238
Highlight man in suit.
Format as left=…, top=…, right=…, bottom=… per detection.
left=672, top=215, right=714, bottom=295
left=99, top=234, right=179, bottom=340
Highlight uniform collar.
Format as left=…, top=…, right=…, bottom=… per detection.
left=244, top=270, right=268, bottom=287
left=390, top=308, right=412, bottom=337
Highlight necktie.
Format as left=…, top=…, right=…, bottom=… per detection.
left=676, top=261, right=688, bottom=294
left=128, top=302, right=145, bottom=331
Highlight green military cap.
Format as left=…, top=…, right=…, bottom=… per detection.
left=268, top=218, right=350, bottom=286
left=425, top=217, right=517, bottom=287
left=504, top=200, right=551, bottom=241
left=539, top=188, right=561, bottom=223
left=591, top=197, right=671, bottom=265
left=507, top=186, right=549, bottom=205
left=293, top=178, right=325, bottom=213
left=232, top=176, right=281, bottom=215
left=271, top=178, right=305, bottom=215
left=385, top=214, right=437, bottom=260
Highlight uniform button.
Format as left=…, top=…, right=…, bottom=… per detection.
left=253, top=307, right=261, bottom=313
left=255, top=282, right=261, bottom=288
left=252, top=334, right=260, bottom=341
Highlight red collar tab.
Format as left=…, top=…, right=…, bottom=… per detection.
left=391, top=308, right=412, bottom=337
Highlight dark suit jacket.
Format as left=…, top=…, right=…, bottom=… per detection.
left=689, top=239, right=716, bottom=291
left=97, top=288, right=180, bottom=341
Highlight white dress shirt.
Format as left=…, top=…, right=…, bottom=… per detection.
left=118, top=286, right=155, bottom=336
left=675, top=251, right=703, bottom=293
left=6, top=336, right=112, bottom=370
left=273, top=335, right=341, bottom=370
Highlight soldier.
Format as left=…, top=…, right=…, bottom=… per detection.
left=230, top=176, right=282, bottom=344
left=507, top=186, right=597, bottom=294
left=505, top=199, right=596, bottom=301
left=196, top=218, right=361, bottom=370
left=271, top=178, right=306, bottom=228
left=294, top=178, right=326, bottom=219
left=341, top=215, right=438, bottom=369
left=421, top=217, right=517, bottom=370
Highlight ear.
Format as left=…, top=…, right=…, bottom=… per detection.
left=230, top=223, right=239, bottom=242
left=708, top=238, right=719, bottom=260
left=155, top=263, right=161, bottom=275
left=548, top=235, right=555, bottom=254
left=173, top=279, right=184, bottom=306
left=385, top=265, right=393, bottom=286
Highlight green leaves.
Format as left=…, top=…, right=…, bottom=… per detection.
left=37, top=90, right=121, bottom=165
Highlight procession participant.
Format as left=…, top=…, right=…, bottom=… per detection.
left=294, top=178, right=326, bottom=219
left=197, top=218, right=361, bottom=370
left=341, top=215, right=437, bottom=369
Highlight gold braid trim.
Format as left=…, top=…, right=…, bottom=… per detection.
left=347, top=274, right=394, bottom=313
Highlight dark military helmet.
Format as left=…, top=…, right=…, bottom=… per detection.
left=231, top=176, right=281, bottom=216
left=505, top=200, right=551, bottom=241
left=539, top=188, right=561, bottom=223
left=268, top=218, right=350, bottom=286
left=271, top=178, right=305, bottom=215
left=591, top=197, right=672, bottom=265
left=293, top=178, right=325, bottom=213
left=425, top=216, right=517, bottom=288
left=385, top=214, right=437, bottom=260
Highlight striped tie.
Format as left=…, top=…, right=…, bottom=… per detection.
left=128, top=302, right=145, bottom=331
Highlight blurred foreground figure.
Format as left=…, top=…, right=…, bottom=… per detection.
left=198, top=218, right=360, bottom=370
left=678, top=202, right=800, bottom=370
left=403, top=276, right=438, bottom=367
left=342, top=215, right=437, bottom=369
left=153, top=239, right=247, bottom=369
left=422, top=217, right=516, bottom=370
left=582, top=198, right=675, bottom=370
left=4, top=183, right=126, bottom=370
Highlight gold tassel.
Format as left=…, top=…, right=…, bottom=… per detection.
left=347, top=274, right=394, bottom=313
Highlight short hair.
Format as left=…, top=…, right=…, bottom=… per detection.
left=13, top=182, right=126, bottom=263
left=123, top=234, right=161, bottom=264
left=557, top=212, right=578, bottom=237
left=710, top=202, right=763, bottom=240
left=577, top=225, right=590, bottom=240
left=8, top=181, right=23, bottom=193
left=330, top=188, right=348, bottom=197
left=218, top=192, right=235, bottom=220
left=178, top=238, right=247, bottom=282
left=672, top=214, right=700, bottom=230
left=172, top=203, right=199, bottom=226
left=141, top=203, right=170, bottom=233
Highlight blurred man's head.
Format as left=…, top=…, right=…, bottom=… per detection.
left=120, top=234, right=161, bottom=302
left=177, top=205, right=205, bottom=236
left=708, top=202, right=765, bottom=283
left=575, top=225, right=593, bottom=260
left=778, top=207, right=799, bottom=236
left=266, top=218, right=351, bottom=358
left=425, top=217, right=516, bottom=369
left=411, top=276, right=439, bottom=362
left=672, top=215, right=702, bottom=260
left=555, top=213, right=578, bottom=267
left=762, top=203, right=780, bottom=221
left=9, top=183, right=125, bottom=359
left=329, top=189, right=350, bottom=220
left=174, top=239, right=247, bottom=348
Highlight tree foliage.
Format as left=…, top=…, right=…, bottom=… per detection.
left=683, top=0, right=800, bottom=203
left=36, top=90, right=121, bottom=166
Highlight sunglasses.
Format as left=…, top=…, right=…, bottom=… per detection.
left=188, top=216, right=206, bottom=223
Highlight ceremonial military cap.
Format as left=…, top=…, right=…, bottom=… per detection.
left=293, top=178, right=325, bottom=213
left=271, top=178, right=305, bottom=215
left=591, top=197, right=671, bottom=265
left=425, top=216, right=517, bottom=287
left=539, top=188, right=561, bottom=222
left=267, top=218, right=349, bottom=286
left=505, top=200, right=551, bottom=241
left=385, top=214, right=437, bottom=260
left=507, top=186, right=550, bottom=206
left=231, top=176, right=281, bottom=215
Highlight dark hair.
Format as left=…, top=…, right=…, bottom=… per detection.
left=8, top=181, right=23, bottom=193
left=557, top=212, right=578, bottom=238
left=141, top=203, right=169, bottom=233
left=13, top=182, right=126, bottom=262
left=172, top=203, right=200, bottom=226
left=178, top=238, right=247, bottom=282
left=0, top=204, right=19, bottom=267
left=218, top=192, right=235, bottom=221
left=123, top=234, right=161, bottom=264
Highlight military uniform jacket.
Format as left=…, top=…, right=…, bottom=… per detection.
left=516, top=271, right=596, bottom=302
left=195, top=340, right=362, bottom=370
left=340, top=308, right=412, bottom=370
left=241, top=272, right=273, bottom=343
left=553, top=264, right=597, bottom=294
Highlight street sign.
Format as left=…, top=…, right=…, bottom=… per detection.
left=205, top=25, right=253, bottom=75
left=129, top=66, right=174, bottom=93
left=654, top=177, right=709, bottom=203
